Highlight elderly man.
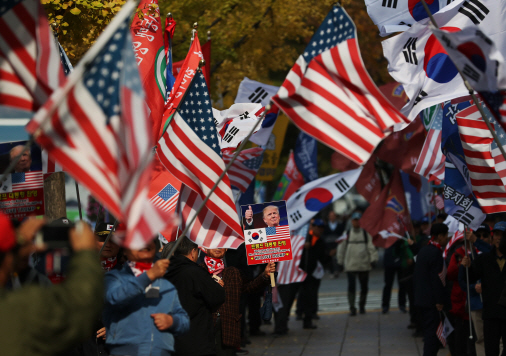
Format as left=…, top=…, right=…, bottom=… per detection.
left=337, top=212, right=378, bottom=316
left=165, top=237, right=226, bottom=356
left=103, top=239, right=189, bottom=356
left=244, top=205, right=281, bottom=229
left=9, top=145, right=32, bottom=173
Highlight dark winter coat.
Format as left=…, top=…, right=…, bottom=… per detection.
left=165, top=255, right=225, bottom=356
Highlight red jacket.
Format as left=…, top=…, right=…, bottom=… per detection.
left=447, top=246, right=469, bottom=320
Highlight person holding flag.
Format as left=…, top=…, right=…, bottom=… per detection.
left=413, top=223, right=450, bottom=356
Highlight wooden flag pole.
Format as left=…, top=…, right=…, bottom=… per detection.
left=164, top=69, right=269, bottom=260
left=420, top=0, right=506, bottom=162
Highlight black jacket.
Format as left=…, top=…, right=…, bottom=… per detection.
left=413, top=244, right=447, bottom=308
left=469, top=246, right=506, bottom=320
left=300, top=234, right=327, bottom=275
left=165, top=255, right=226, bottom=356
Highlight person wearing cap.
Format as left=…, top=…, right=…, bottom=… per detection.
left=474, top=223, right=492, bottom=254
left=95, top=222, right=121, bottom=272
left=463, top=221, right=506, bottom=356
left=103, top=238, right=189, bottom=356
left=298, top=218, right=327, bottom=329
left=0, top=213, right=104, bottom=356
left=413, top=223, right=449, bottom=356
left=337, top=211, right=378, bottom=316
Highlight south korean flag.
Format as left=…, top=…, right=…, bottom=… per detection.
left=245, top=228, right=267, bottom=245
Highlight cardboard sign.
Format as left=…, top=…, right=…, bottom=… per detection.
left=0, top=141, right=44, bottom=220
left=241, top=200, right=292, bottom=265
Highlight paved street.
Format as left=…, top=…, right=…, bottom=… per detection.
left=245, top=268, right=450, bottom=356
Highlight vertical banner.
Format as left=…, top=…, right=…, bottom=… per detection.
left=254, top=113, right=289, bottom=181
left=293, top=131, right=319, bottom=182
left=0, top=141, right=44, bottom=219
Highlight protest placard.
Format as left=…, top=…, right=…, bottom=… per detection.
left=0, top=141, right=44, bottom=220
left=241, top=200, right=292, bottom=265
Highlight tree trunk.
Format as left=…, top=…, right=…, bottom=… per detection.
left=44, top=172, right=66, bottom=223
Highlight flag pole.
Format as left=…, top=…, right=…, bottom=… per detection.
left=189, top=22, right=198, bottom=49
left=165, top=71, right=268, bottom=259
left=75, top=181, right=83, bottom=220
left=420, top=0, right=506, bottom=162
left=462, top=227, right=474, bottom=341
left=99, top=220, right=120, bottom=255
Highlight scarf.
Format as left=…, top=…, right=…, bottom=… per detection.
left=308, top=231, right=320, bottom=247
left=127, top=261, right=153, bottom=277
left=204, top=256, right=225, bottom=275
left=101, top=257, right=117, bottom=272
left=430, top=240, right=443, bottom=252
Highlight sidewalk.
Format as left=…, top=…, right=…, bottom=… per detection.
left=244, top=269, right=450, bottom=356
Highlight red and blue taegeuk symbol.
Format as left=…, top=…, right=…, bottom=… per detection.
left=409, top=0, right=440, bottom=22
left=304, top=188, right=333, bottom=212
left=424, top=26, right=460, bottom=84
left=457, top=41, right=486, bottom=72
left=252, top=232, right=260, bottom=240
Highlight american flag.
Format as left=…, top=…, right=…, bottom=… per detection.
left=157, top=71, right=244, bottom=247
left=415, top=104, right=446, bottom=181
left=11, top=171, right=43, bottom=190
left=245, top=225, right=291, bottom=244
left=40, top=39, right=73, bottom=174
left=443, top=230, right=464, bottom=258
left=439, top=263, right=447, bottom=287
left=272, top=5, right=408, bottom=165
left=456, top=104, right=506, bottom=213
left=437, top=319, right=446, bottom=347
left=0, top=0, right=64, bottom=111
left=277, top=225, right=307, bottom=285
left=26, top=9, right=174, bottom=249
left=177, top=185, right=243, bottom=249
left=150, top=183, right=178, bottom=214
left=222, top=147, right=263, bottom=193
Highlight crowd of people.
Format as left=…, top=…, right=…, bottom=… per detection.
left=1, top=209, right=506, bottom=356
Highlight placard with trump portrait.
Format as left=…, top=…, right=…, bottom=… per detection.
left=0, top=140, right=44, bottom=220
left=241, top=200, right=292, bottom=265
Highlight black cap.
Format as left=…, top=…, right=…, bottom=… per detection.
left=94, top=222, right=115, bottom=236
left=476, top=224, right=491, bottom=234
left=430, top=223, right=448, bottom=238
left=47, top=217, right=75, bottom=227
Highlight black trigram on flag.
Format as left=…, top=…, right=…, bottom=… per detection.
left=238, top=111, right=250, bottom=120
left=459, top=0, right=489, bottom=25
left=290, top=210, right=302, bottom=224
left=248, top=87, right=268, bottom=103
left=402, top=37, right=418, bottom=65
left=335, top=178, right=349, bottom=193
left=453, top=210, right=475, bottom=226
left=413, top=90, right=428, bottom=106
left=381, top=0, right=397, bottom=8
left=463, top=64, right=481, bottom=82
left=223, top=127, right=239, bottom=143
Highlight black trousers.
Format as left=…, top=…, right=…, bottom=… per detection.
left=381, top=266, right=407, bottom=309
left=298, top=276, right=321, bottom=326
left=483, top=318, right=506, bottom=356
left=347, top=271, right=369, bottom=310
left=420, top=307, right=442, bottom=356
left=274, top=282, right=302, bottom=333
left=247, top=290, right=262, bottom=333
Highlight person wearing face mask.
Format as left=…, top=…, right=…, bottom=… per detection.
left=464, top=221, right=506, bottom=356
left=201, top=248, right=275, bottom=356
left=103, top=239, right=189, bottom=356
left=165, top=237, right=226, bottom=356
